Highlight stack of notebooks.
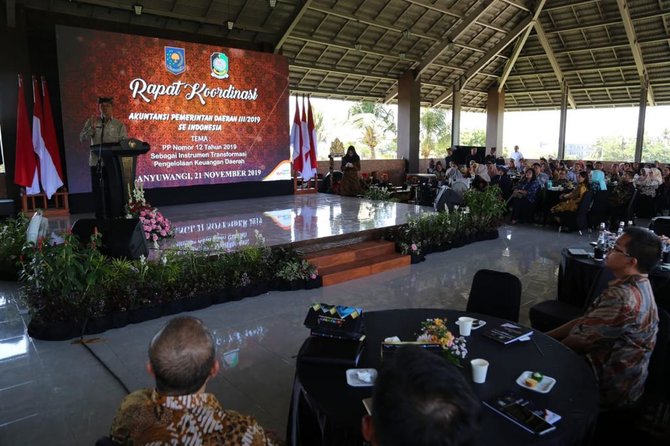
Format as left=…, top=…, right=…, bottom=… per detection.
left=483, top=323, right=534, bottom=345
left=299, top=303, right=365, bottom=367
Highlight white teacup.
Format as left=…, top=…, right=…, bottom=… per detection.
left=458, top=317, right=475, bottom=336
left=471, top=358, right=489, bottom=383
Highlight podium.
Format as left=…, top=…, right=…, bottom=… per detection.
left=90, top=139, right=150, bottom=219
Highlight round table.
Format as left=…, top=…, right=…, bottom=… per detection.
left=288, top=309, right=599, bottom=446
left=558, top=248, right=670, bottom=312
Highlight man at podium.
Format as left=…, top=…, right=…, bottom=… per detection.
left=79, top=97, right=127, bottom=218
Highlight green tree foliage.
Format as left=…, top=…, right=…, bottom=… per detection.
left=420, top=108, right=449, bottom=158
left=460, top=129, right=486, bottom=146
left=348, top=101, right=397, bottom=159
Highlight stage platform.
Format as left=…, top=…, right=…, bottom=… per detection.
left=47, top=194, right=432, bottom=253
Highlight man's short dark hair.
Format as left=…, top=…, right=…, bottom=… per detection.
left=622, top=227, right=662, bottom=274
left=149, top=316, right=216, bottom=395
left=371, top=346, right=480, bottom=446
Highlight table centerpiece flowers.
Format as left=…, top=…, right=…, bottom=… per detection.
left=416, top=317, right=468, bottom=366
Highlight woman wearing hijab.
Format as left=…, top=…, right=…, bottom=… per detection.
left=340, top=146, right=363, bottom=196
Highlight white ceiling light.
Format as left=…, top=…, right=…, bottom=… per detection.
left=269, top=0, right=277, bottom=8
left=227, top=20, right=234, bottom=30
left=133, top=3, right=143, bottom=16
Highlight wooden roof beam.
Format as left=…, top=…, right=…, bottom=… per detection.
left=275, top=0, right=313, bottom=53
left=533, top=21, right=576, bottom=108
left=616, top=0, right=655, bottom=106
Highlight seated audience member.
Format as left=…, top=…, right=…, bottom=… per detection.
left=472, top=162, right=490, bottom=183
left=109, top=316, right=281, bottom=446
left=550, top=171, right=589, bottom=222
left=589, top=162, right=607, bottom=191
left=608, top=163, right=621, bottom=183
left=434, top=161, right=446, bottom=182
left=636, top=167, right=662, bottom=197
left=491, top=165, right=513, bottom=200
left=509, top=168, right=541, bottom=224
left=547, top=227, right=660, bottom=409
left=484, top=147, right=497, bottom=164
left=362, top=346, right=481, bottom=446
left=444, top=147, right=454, bottom=167
left=445, top=161, right=463, bottom=184
left=427, top=159, right=436, bottom=174
left=507, top=158, right=517, bottom=173
left=608, top=170, right=635, bottom=206
left=555, top=169, right=569, bottom=187
left=533, top=163, right=550, bottom=188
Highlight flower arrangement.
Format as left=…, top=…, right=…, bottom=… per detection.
left=398, top=241, right=422, bottom=256
left=417, top=318, right=468, bottom=366
left=126, top=182, right=173, bottom=247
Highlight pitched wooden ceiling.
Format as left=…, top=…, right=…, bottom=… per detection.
left=14, top=0, right=670, bottom=110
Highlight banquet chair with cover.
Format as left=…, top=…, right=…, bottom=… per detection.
left=644, top=307, right=670, bottom=399
left=466, top=269, right=522, bottom=322
left=649, top=216, right=670, bottom=237
left=587, top=190, right=610, bottom=229
left=529, top=266, right=613, bottom=332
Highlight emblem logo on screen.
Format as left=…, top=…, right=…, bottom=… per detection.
left=210, top=52, right=229, bottom=79
left=165, top=46, right=186, bottom=75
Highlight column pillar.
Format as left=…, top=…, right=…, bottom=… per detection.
left=558, top=80, right=568, bottom=160
left=451, top=84, right=461, bottom=147
left=634, top=76, right=648, bottom=163
left=485, top=86, right=504, bottom=153
left=397, top=70, right=421, bottom=172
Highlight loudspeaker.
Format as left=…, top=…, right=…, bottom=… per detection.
left=71, top=218, right=148, bottom=259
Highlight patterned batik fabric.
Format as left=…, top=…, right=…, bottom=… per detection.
left=569, top=275, right=659, bottom=408
left=110, top=389, right=279, bottom=446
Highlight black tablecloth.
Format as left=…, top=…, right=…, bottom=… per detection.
left=289, top=309, right=598, bottom=446
left=558, top=248, right=670, bottom=311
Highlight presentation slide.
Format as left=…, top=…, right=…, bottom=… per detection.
left=56, top=25, right=291, bottom=194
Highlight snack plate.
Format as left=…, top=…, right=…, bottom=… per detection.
left=346, top=368, right=378, bottom=387
left=516, top=371, right=556, bottom=394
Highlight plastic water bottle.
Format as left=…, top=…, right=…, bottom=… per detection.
left=627, top=220, right=633, bottom=227
left=595, top=222, right=607, bottom=260
left=547, top=179, right=553, bottom=189
left=617, top=221, right=625, bottom=237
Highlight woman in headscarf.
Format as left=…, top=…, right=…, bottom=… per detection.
left=340, top=146, right=363, bottom=196
left=636, top=166, right=661, bottom=198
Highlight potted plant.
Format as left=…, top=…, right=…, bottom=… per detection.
left=21, top=231, right=110, bottom=340
left=0, top=215, right=28, bottom=281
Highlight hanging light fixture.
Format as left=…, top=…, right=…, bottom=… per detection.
left=133, top=2, right=143, bottom=16
left=269, top=0, right=277, bottom=8
left=354, top=42, right=362, bottom=51
left=227, top=20, right=234, bottom=30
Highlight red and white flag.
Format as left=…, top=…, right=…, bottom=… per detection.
left=32, top=76, right=63, bottom=199
left=14, top=74, right=40, bottom=195
left=306, top=97, right=318, bottom=180
left=41, top=77, right=65, bottom=186
left=300, top=96, right=314, bottom=180
left=289, top=96, right=303, bottom=175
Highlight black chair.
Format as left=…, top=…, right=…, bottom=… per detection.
left=645, top=307, right=670, bottom=398
left=466, top=269, right=522, bottom=322
left=649, top=216, right=670, bottom=237
left=95, top=436, right=121, bottom=446
left=557, top=190, right=594, bottom=234
left=588, top=190, right=610, bottom=229
left=529, top=266, right=613, bottom=332
left=623, top=188, right=638, bottom=225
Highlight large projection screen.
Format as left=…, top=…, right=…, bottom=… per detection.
left=56, top=25, right=291, bottom=194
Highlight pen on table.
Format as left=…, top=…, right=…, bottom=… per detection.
left=531, top=337, right=544, bottom=356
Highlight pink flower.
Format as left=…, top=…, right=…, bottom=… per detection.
left=411, top=243, right=418, bottom=251
left=310, top=273, right=317, bottom=280
left=160, top=230, right=166, bottom=237
left=152, top=234, right=158, bottom=241
left=145, top=233, right=150, bottom=239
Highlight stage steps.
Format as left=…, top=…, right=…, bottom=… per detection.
left=305, top=240, right=410, bottom=286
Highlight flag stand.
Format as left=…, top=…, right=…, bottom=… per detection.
left=20, top=187, right=70, bottom=217
left=293, top=167, right=318, bottom=195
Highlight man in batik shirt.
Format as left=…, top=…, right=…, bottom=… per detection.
left=548, top=227, right=660, bottom=409
left=109, top=316, right=281, bottom=445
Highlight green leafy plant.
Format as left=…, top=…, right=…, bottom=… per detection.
left=0, top=214, right=29, bottom=272
left=21, top=232, right=110, bottom=322
left=363, top=186, right=395, bottom=202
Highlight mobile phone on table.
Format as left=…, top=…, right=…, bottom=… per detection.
left=499, top=402, right=556, bottom=435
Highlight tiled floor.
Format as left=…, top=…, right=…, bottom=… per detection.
left=0, top=195, right=601, bottom=445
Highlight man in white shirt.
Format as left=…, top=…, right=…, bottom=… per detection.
left=510, top=145, right=523, bottom=172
